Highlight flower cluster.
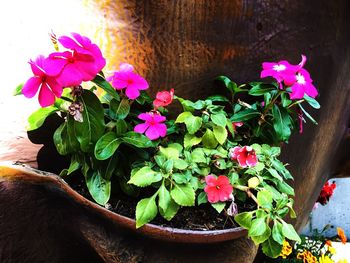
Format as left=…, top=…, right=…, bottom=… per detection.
left=19, top=32, right=323, bottom=259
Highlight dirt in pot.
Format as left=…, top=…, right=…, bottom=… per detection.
left=66, top=174, right=256, bottom=231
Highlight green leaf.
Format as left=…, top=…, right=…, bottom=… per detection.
left=281, top=221, right=301, bottom=243
left=276, top=181, right=295, bottom=195
left=103, top=153, right=118, bottom=180
left=202, top=129, right=218, bottom=148
left=271, top=159, right=293, bottom=180
left=84, top=168, right=111, bottom=205
left=299, top=104, right=318, bottom=125
left=163, top=159, right=174, bottom=173
left=211, top=113, right=227, bottom=127
left=75, top=90, right=105, bottom=152
left=122, top=131, right=154, bottom=148
left=304, top=94, right=320, bottom=109
left=136, top=196, right=158, bottom=228
left=197, top=192, right=208, bottom=205
left=53, top=120, right=79, bottom=155
left=248, top=218, right=267, bottom=236
left=251, top=225, right=271, bottom=245
left=13, top=83, right=23, bottom=96
left=272, top=104, right=291, bottom=141
left=186, top=116, right=202, bottom=134
left=231, top=109, right=260, bottom=122
left=257, top=190, right=273, bottom=210
left=170, top=183, right=195, bottom=206
left=66, top=154, right=81, bottom=175
left=94, top=132, right=122, bottom=160
left=206, top=95, right=229, bottom=102
left=184, top=133, right=202, bottom=149
left=272, top=221, right=284, bottom=245
left=158, top=183, right=171, bottom=211
left=234, top=212, right=253, bottom=229
left=248, top=83, right=276, bottom=96
left=211, top=202, right=226, bottom=213
left=110, top=98, right=130, bottom=120
left=213, top=125, right=228, bottom=145
left=128, top=167, right=162, bottom=187
left=267, top=168, right=283, bottom=181
left=191, top=148, right=207, bottom=163
left=115, top=119, right=128, bottom=136
left=173, top=159, right=188, bottom=170
left=216, top=76, right=241, bottom=94
left=92, top=75, right=120, bottom=100
left=159, top=198, right=179, bottom=221
left=27, top=106, right=58, bottom=131
left=175, top=112, right=193, bottom=123
left=261, top=237, right=282, bottom=258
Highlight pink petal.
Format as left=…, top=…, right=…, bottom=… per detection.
left=30, top=55, right=46, bottom=76
left=111, top=72, right=130, bottom=90
left=262, top=62, right=276, bottom=70
left=204, top=186, right=220, bottom=203
left=38, top=83, right=55, bottom=107
left=138, top=113, right=152, bottom=121
left=298, top=54, right=307, bottom=68
left=56, top=64, right=84, bottom=87
left=46, top=77, right=63, bottom=98
left=289, top=83, right=305, bottom=99
left=205, top=175, right=217, bottom=186
left=230, top=146, right=241, bottom=159
left=246, top=154, right=258, bottom=167
left=119, top=63, right=134, bottom=72
left=134, top=123, right=149, bottom=134
left=218, top=185, right=233, bottom=202
left=59, top=35, right=83, bottom=51
left=236, top=154, right=248, bottom=168
left=125, top=86, right=140, bottom=100
left=128, top=73, right=149, bottom=91
left=22, top=77, right=41, bottom=98
left=145, top=126, right=160, bottom=140
left=45, top=51, right=71, bottom=76
left=153, top=114, right=166, bottom=123
left=260, top=69, right=277, bottom=79
left=305, top=83, right=318, bottom=98
left=154, top=123, right=167, bottom=137
left=216, top=175, right=231, bottom=186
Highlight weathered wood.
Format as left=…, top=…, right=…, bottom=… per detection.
left=1, top=0, right=350, bottom=262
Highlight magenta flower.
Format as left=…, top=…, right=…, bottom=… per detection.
left=58, top=32, right=106, bottom=73
left=153, top=88, right=174, bottom=109
left=134, top=112, right=167, bottom=140
left=260, top=59, right=297, bottom=86
left=109, top=63, right=149, bottom=100
left=204, top=175, right=233, bottom=203
left=22, top=55, right=62, bottom=107
left=230, top=146, right=258, bottom=168
left=288, top=68, right=318, bottom=99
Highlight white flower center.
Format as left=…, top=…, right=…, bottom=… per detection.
left=273, top=64, right=286, bottom=72
left=296, top=73, right=306, bottom=84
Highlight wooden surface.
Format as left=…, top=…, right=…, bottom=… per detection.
left=1, top=0, right=350, bottom=262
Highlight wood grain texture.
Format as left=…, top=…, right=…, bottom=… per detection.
left=1, top=0, right=350, bottom=262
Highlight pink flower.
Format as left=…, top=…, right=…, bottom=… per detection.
left=22, top=55, right=62, bottom=107
left=204, top=175, right=233, bottom=203
left=109, top=63, right=149, bottom=100
left=232, top=122, right=243, bottom=132
left=134, top=112, right=167, bottom=140
left=153, top=88, right=174, bottom=109
left=288, top=68, right=318, bottom=99
left=44, top=33, right=106, bottom=87
left=260, top=59, right=297, bottom=87
left=230, top=146, right=258, bottom=168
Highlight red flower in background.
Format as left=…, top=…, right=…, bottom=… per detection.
left=230, top=146, right=258, bottom=168
left=316, top=181, right=336, bottom=205
left=204, top=175, right=233, bottom=203
left=153, top=88, right=174, bottom=109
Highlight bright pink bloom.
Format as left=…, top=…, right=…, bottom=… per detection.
left=288, top=68, right=318, bottom=99
left=153, top=88, right=174, bottom=109
left=260, top=59, right=297, bottom=87
left=109, top=63, right=149, bottom=100
left=134, top=112, right=167, bottom=140
left=230, top=146, right=258, bottom=168
left=58, top=32, right=106, bottom=73
left=204, top=175, right=233, bottom=203
left=22, top=55, right=62, bottom=107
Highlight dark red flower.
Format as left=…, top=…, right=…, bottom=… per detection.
left=317, top=181, right=336, bottom=205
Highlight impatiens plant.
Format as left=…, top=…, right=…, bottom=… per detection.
left=16, top=32, right=322, bottom=258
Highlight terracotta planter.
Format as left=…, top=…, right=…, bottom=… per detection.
left=0, top=163, right=257, bottom=263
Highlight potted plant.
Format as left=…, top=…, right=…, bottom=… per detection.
left=12, top=32, right=320, bottom=259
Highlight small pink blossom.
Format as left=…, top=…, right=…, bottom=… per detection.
left=288, top=68, right=318, bottom=99
left=109, top=63, right=149, bottom=100
left=260, top=59, right=297, bottom=87
left=230, top=146, right=258, bottom=168
left=134, top=112, right=167, bottom=140
left=22, top=55, right=62, bottom=107
left=153, top=88, right=174, bottom=109
left=204, top=175, right=233, bottom=203
left=232, top=122, right=243, bottom=132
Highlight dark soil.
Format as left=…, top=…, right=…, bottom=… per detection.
left=67, top=175, right=256, bottom=231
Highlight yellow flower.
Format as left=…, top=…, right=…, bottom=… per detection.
left=279, top=240, right=292, bottom=258
left=318, top=255, right=334, bottom=263
left=297, top=250, right=318, bottom=263
left=337, top=260, right=348, bottom=263
left=328, top=246, right=336, bottom=255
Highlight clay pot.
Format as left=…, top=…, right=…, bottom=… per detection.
left=0, top=164, right=257, bottom=263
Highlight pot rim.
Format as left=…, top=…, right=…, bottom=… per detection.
left=0, top=163, right=247, bottom=244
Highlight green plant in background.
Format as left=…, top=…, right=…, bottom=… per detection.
left=17, top=32, right=321, bottom=258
